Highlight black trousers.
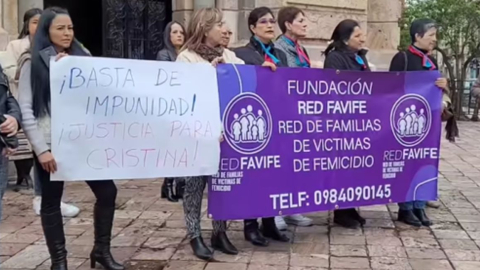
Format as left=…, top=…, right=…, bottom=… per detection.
left=35, top=158, right=117, bottom=215
left=244, top=217, right=274, bottom=231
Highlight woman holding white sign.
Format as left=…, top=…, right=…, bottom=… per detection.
left=323, top=19, right=369, bottom=229
left=176, top=7, right=244, bottom=261
left=8, top=7, right=81, bottom=219
left=18, top=7, right=124, bottom=270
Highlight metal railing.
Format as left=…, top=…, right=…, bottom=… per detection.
left=459, top=79, right=478, bottom=115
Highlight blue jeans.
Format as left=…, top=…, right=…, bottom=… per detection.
left=398, top=201, right=426, bottom=211
left=0, top=155, right=9, bottom=221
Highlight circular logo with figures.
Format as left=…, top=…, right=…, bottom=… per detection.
left=223, top=93, right=273, bottom=155
left=390, top=94, right=432, bottom=147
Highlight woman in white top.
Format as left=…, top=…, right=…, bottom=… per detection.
left=6, top=8, right=42, bottom=65
left=176, top=7, right=244, bottom=261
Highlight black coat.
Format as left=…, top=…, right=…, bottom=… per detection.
left=389, top=47, right=438, bottom=72
left=389, top=46, right=459, bottom=142
left=234, top=37, right=289, bottom=67
left=324, top=48, right=370, bottom=71
left=0, top=66, right=21, bottom=149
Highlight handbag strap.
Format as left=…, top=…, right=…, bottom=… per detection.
left=403, top=51, right=408, bottom=71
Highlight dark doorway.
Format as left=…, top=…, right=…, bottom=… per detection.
left=44, top=0, right=103, bottom=56
left=43, top=0, right=172, bottom=59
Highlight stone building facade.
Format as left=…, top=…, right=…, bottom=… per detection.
left=0, top=0, right=402, bottom=69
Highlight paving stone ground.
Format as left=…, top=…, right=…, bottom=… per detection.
left=2, top=122, right=480, bottom=270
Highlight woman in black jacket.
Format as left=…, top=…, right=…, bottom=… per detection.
left=234, top=7, right=290, bottom=247
left=156, top=21, right=186, bottom=62
left=156, top=21, right=187, bottom=202
left=389, top=18, right=450, bottom=227
left=323, top=19, right=368, bottom=229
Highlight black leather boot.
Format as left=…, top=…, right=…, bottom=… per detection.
left=41, top=211, right=68, bottom=270
left=334, top=209, right=360, bottom=229
left=90, top=205, right=125, bottom=270
left=161, top=178, right=178, bottom=202
left=348, top=208, right=366, bottom=225
left=211, top=232, right=238, bottom=255
left=398, top=209, right=422, bottom=227
left=14, top=159, right=33, bottom=187
left=261, top=217, right=289, bottom=242
left=175, top=179, right=185, bottom=200
left=244, top=219, right=269, bottom=246
left=190, top=237, right=213, bottom=261
left=413, top=209, right=432, bottom=227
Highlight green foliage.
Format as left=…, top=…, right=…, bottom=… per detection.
left=400, top=0, right=480, bottom=116
left=401, top=0, right=480, bottom=53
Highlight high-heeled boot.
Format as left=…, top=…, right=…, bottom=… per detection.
left=41, top=211, right=68, bottom=270
left=161, top=178, right=178, bottom=202
left=90, top=205, right=124, bottom=270
left=190, top=236, right=213, bottom=261
left=211, top=232, right=238, bottom=255
left=175, top=179, right=185, bottom=200
left=261, top=217, right=289, bottom=242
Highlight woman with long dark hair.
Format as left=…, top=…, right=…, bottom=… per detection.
left=234, top=7, right=291, bottom=246
left=7, top=7, right=80, bottom=219
left=18, top=7, right=123, bottom=270
left=157, top=21, right=187, bottom=202
left=323, top=19, right=368, bottom=229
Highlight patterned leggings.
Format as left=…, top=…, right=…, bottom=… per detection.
left=182, top=176, right=226, bottom=239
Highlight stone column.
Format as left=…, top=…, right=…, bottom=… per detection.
left=18, top=0, right=44, bottom=32
left=217, top=0, right=239, bottom=45
left=2, top=0, right=19, bottom=39
left=194, top=0, right=215, bottom=9
left=235, top=0, right=284, bottom=47
left=366, top=0, right=402, bottom=70
left=0, top=0, right=19, bottom=50
left=172, top=0, right=194, bottom=27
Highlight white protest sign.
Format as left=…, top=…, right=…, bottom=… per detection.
left=50, top=56, right=221, bottom=181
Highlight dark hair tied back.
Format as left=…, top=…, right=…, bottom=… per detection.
left=324, top=19, right=359, bottom=56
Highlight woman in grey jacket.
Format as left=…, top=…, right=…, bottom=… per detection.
left=18, top=7, right=123, bottom=270
left=156, top=21, right=187, bottom=202
left=273, top=6, right=313, bottom=230
left=156, top=21, right=186, bottom=62
left=274, top=6, right=311, bottom=69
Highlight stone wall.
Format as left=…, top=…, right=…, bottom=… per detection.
left=173, top=0, right=403, bottom=70
left=0, top=0, right=20, bottom=50
left=1, top=0, right=402, bottom=68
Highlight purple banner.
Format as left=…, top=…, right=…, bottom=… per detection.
left=208, top=65, right=442, bottom=220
